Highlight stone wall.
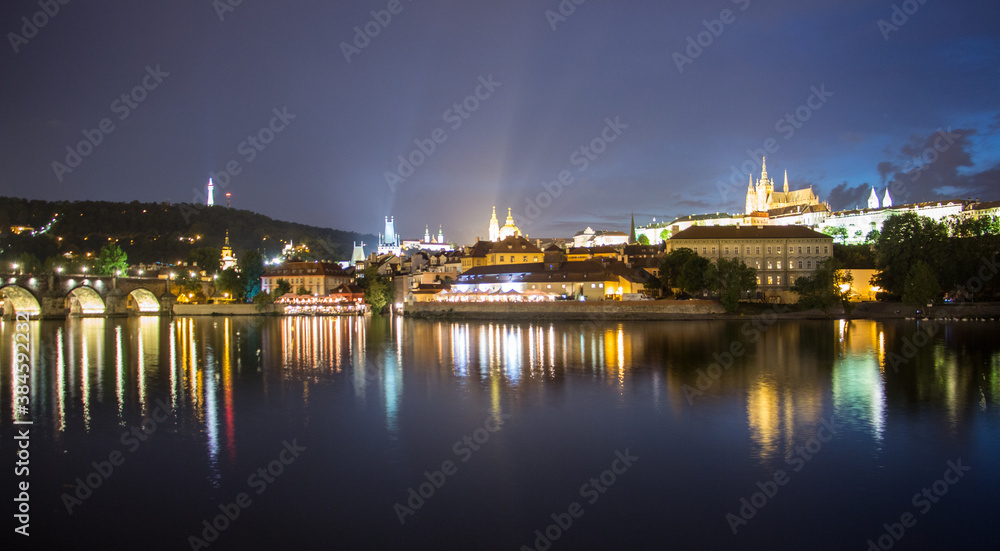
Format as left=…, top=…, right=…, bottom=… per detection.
left=405, top=301, right=725, bottom=321
left=173, top=304, right=285, bottom=316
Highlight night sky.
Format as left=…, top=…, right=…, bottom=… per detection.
left=2, top=0, right=998, bottom=244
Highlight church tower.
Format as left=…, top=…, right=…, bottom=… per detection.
left=207, top=178, right=215, bottom=207
left=437, top=225, right=444, bottom=244
left=783, top=170, right=789, bottom=193
left=882, top=188, right=893, bottom=208
left=868, top=186, right=880, bottom=209
left=488, top=206, right=500, bottom=242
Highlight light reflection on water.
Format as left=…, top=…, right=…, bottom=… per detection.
left=1, top=315, right=999, bottom=549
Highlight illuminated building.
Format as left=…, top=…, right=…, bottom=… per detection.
left=668, top=225, right=834, bottom=299
left=207, top=178, right=215, bottom=207
left=498, top=207, right=522, bottom=240
left=219, top=230, right=237, bottom=271
left=745, top=157, right=820, bottom=215
left=488, top=206, right=500, bottom=242
left=261, top=262, right=352, bottom=296
left=378, top=216, right=402, bottom=256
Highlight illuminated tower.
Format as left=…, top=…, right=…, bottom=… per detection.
left=437, top=225, right=444, bottom=244
left=868, top=186, right=880, bottom=209
left=220, top=230, right=237, bottom=271
left=488, top=206, right=500, bottom=242
left=378, top=216, right=401, bottom=256
left=207, top=178, right=215, bottom=206
left=882, top=188, right=893, bottom=208
left=424, top=225, right=431, bottom=243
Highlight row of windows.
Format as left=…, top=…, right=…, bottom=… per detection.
left=756, top=260, right=816, bottom=270
left=701, top=245, right=830, bottom=255
left=756, top=275, right=784, bottom=285
left=497, top=255, right=540, bottom=263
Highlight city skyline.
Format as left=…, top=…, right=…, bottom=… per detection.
left=1, top=0, right=998, bottom=244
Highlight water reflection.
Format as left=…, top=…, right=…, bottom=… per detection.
left=2, top=316, right=999, bottom=479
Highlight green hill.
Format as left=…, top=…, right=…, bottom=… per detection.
left=0, top=197, right=375, bottom=268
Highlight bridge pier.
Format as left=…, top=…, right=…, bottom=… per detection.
left=40, top=295, right=68, bottom=320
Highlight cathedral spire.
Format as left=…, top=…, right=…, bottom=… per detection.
left=784, top=170, right=788, bottom=193
left=629, top=210, right=636, bottom=244
left=761, top=157, right=768, bottom=181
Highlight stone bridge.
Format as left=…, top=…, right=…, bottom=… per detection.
left=0, top=273, right=214, bottom=319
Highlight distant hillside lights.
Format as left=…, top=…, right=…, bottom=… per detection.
left=51, top=65, right=169, bottom=183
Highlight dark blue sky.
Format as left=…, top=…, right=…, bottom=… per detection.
left=2, top=0, right=998, bottom=243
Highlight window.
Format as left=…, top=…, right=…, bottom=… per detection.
left=777, top=261, right=782, bottom=269
left=767, top=261, right=772, bottom=269
left=712, top=246, right=716, bottom=254
left=703, top=247, right=707, bottom=254
left=523, top=256, right=527, bottom=262
left=599, top=283, right=604, bottom=288
left=756, top=276, right=761, bottom=285
left=534, top=256, right=539, bottom=262
left=798, top=261, right=803, bottom=269
left=591, top=283, right=596, bottom=288
left=776, top=276, right=781, bottom=284
left=824, top=246, right=829, bottom=254
left=755, top=261, right=761, bottom=269
left=547, top=284, right=551, bottom=289
left=777, top=246, right=781, bottom=253
left=767, top=276, right=773, bottom=285
left=806, top=247, right=811, bottom=254
left=767, top=246, right=772, bottom=254
left=745, top=246, right=750, bottom=255
left=725, top=246, right=729, bottom=255
left=755, top=246, right=760, bottom=254
left=798, top=246, right=802, bottom=254
left=807, top=261, right=812, bottom=268
left=499, top=255, right=504, bottom=262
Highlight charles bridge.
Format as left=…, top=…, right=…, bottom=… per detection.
left=0, top=273, right=217, bottom=319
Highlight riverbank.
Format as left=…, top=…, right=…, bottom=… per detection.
left=404, top=300, right=1000, bottom=321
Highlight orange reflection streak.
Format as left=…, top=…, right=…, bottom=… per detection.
left=223, top=318, right=236, bottom=462
left=747, top=377, right=780, bottom=462
left=56, top=328, right=66, bottom=433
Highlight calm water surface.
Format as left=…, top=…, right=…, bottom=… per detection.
left=2, top=315, right=999, bottom=550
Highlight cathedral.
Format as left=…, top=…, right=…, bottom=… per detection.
left=745, top=158, right=820, bottom=215
left=488, top=206, right=522, bottom=241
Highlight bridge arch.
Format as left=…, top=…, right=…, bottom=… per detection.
left=0, top=284, right=42, bottom=318
left=127, top=288, right=161, bottom=314
left=66, top=286, right=106, bottom=315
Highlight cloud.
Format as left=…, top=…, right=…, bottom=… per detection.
left=827, top=181, right=871, bottom=211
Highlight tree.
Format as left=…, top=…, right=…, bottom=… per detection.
left=361, top=264, right=394, bottom=314
left=239, top=250, right=265, bottom=301
left=834, top=243, right=876, bottom=269
left=873, top=213, right=947, bottom=297
left=96, top=243, right=128, bottom=275
left=637, top=234, right=650, bottom=245
left=659, top=228, right=671, bottom=242
left=188, top=247, right=221, bottom=276
left=793, top=258, right=852, bottom=312
left=216, top=267, right=244, bottom=301
left=707, top=258, right=757, bottom=312
left=822, top=226, right=849, bottom=244
left=296, top=285, right=310, bottom=296
left=902, top=261, right=940, bottom=307
left=14, top=252, right=40, bottom=273
left=659, top=248, right=697, bottom=291
left=273, top=278, right=292, bottom=298
left=678, top=255, right=711, bottom=295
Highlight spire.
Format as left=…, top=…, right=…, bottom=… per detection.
left=629, top=210, right=637, bottom=244
left=883, top=187, right=893, bottom=208
left=424, top=225, right=430, bottom=243
left=206, top=178, right=215, bottom=207
left=868, top=186, right=880, bottom=209
left=224, top=229, right=230, bottom=247
left=437, top=225, right=444, bottom=244
left=783, top=170, right=789, bottom=193
left=761, top=157, right=768, bottom=181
